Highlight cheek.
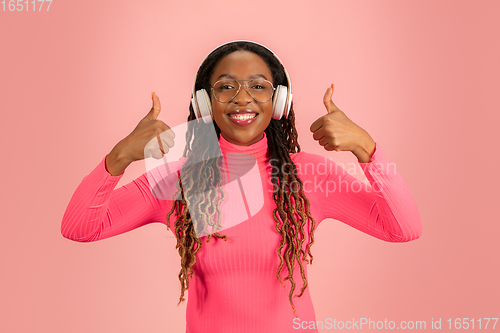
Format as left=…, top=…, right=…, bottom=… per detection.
left=263, top=104, right=274, bottom=118
left=211, top=100, right=224, bottom=114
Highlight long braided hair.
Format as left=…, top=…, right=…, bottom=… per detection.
left=165, top=41, right=318, bottom=317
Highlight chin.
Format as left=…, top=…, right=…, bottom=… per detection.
left=223, top=132, right=264, bottom=146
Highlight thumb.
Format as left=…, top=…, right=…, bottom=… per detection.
left=323, top=84, right=340, bottom=114
left=147, top=92, right=161, bottom=120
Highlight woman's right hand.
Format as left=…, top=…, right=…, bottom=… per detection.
left=105, top=93, right=175, bottom=176
left=120, top=92, right=175, bottom=162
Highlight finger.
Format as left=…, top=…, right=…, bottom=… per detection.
left=309, top=116, right=324, bottom=133
left=323, top=84, right=340, bottom=114
left=147, top=92, right=161, bottom=120
left=157, top=135, right=169, bottom=155
left=318, top=136, right=332, bottom=147
left=163, top=126, right=175, bottom=140
left=311, top=127, right=326, bottom=141
left=157, top=136, right=165, bottom=154
left=322, top=86, right=333, bottom=113
left=144, top=143, right=163, bottom=159
left=145, top=134, right=164, bottom=159
left=157, top=122, right=175, bottom=141
left=151, top=145, right=164, bottom=160
left=159, top=129, right=175, bottom=148
left=323, top=143, right=337, bottom=152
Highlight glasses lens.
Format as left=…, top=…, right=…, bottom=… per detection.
left=213, top=80, right=239, bottom=103
left=213, top=79, right=274, bottom=103
left=247, top=79, right=274, bottom=102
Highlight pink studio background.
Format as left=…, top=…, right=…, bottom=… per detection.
left=1, top=0, right=499, bottom=332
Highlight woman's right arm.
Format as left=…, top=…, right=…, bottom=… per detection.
left=61, top=150, right=188, bottom=242
left=61, top=92, right=178, bottom=242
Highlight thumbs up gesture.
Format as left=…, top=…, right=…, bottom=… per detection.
left=118, top=92, right=176, bottom=162
left=309, top=84, right=375, bottom=163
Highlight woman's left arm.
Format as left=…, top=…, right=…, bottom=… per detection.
left=309, top=84, right=422, bottom=242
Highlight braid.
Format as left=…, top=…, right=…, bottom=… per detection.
left=166, top=105, right=227, bottom=303
left=265, top=111, right=317, bottom=317
left=165, top=42, right=318, bottom=317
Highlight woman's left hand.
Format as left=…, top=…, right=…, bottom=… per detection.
left=310, top=84, right=376, bottom=163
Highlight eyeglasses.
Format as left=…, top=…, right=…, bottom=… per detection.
left=211, top=79, right=275, bottom=103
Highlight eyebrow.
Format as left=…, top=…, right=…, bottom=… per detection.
left=216, top=74, right=268, bottom=80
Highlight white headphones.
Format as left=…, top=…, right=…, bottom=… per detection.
left=190, top=40, right=293, bottom=124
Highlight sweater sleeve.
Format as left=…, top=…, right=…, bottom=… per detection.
left=60, top=154, right=185, bottom=242
left=302, top=143, right=422, bottom=242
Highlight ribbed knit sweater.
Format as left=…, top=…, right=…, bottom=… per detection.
left=61, top=132, right=422, bottom=332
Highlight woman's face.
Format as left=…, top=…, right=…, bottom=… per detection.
left=209, top=50, right=274, bottom=146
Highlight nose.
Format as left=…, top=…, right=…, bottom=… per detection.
left=231, top=84, right=253, bottom=104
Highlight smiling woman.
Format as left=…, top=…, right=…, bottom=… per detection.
left=61, top=40, right=422, bottom=333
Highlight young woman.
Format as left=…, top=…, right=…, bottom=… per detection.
left=61, top=40, right=422, bottom=332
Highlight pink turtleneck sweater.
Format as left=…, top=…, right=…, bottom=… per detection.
left=61, top=132, right=422, bottom=332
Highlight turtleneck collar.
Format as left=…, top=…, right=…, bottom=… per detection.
left=218, top=131, right=269, bottom=164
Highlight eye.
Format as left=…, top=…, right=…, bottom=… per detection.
left=251, top=84, right=266, bottom=89
left=214, top=80, right=237, bottom=91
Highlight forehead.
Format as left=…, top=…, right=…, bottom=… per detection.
left=211, top=50, right=273, bottom=83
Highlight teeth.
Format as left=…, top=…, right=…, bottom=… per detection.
left=229, top=114, right=256, bottom=120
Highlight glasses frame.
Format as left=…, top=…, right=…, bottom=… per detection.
left=211, top=78, right=276, bottom=103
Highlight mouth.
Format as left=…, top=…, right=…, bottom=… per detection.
left=227, top=113, right=258, bottom=120
left=227, top=111, right=259, bottom=126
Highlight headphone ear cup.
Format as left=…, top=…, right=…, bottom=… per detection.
left=191, top=96, right=200, bottom=119
left=272, top=85, right=288, bottom=120
left=286, top=93, right=292, bottom=119
left=195, top=89, right=213, bottom=123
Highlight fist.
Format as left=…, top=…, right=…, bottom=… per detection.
left=310, top=84, right=375, bottom=159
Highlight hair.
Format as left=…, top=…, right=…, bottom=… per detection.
left=165, top=41, right=318, bottom=318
